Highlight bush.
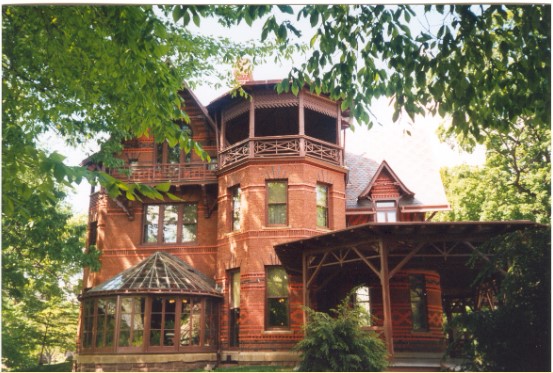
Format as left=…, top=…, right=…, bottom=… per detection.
left=294, top=295, right=388, bottom=371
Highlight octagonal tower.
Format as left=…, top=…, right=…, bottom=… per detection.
left=207, top=81, right=350, bottom=364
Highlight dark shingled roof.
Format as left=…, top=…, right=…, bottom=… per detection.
left=345, top=126, right=450, bottom=213
left=84, top=252, right=221, bottom=298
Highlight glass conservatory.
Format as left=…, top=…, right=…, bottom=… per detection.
left=79, top=252, right=221, bottom=354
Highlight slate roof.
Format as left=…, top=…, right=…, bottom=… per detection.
left=345, top=126, right=450, bottom=212
left=84, top=252, right=222, bottom=297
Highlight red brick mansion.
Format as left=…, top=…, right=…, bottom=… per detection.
left=76, top=81, right=535, bottom=371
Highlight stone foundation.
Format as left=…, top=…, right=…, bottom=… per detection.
left=75, top=351, right=299, bottom=372
left=75, top=353, right=217, bottom=372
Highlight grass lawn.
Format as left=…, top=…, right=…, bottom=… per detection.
left=18, top=362, right=292, bottom=372
left=211, top=365, right=292, bottom=372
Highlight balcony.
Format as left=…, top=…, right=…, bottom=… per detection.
left=219, top=135, right=343, bottom=169
left=110, top=162, right=217, bottom=185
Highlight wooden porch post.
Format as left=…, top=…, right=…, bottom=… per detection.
left=248, top=96, right=255, bottom=157
left=302, top=251, right=309, bottom=325
left=379, top=240, right=394, bottom=356
left=298, top=91, right=306, bottom=157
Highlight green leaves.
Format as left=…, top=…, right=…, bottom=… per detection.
left=294, top=293, right=388, bottom=371
left=448, top=228, right=551, bottom=371
left=226, top=4, right=549, bottom=140
left=437, top=121, right=550, bottom=225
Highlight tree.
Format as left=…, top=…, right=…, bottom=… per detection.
left=2, top=5, right=282, bottom=218
left=185, top=5, right=550, bottom=140
left=437, top=122, right=550, bottom=224
left=294, top=294, right=388, bottom=371
left=1, top=193, right=88, bottom=370
left=448, top=228, right=550, bottom=371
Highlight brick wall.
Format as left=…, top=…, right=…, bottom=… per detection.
left=216, top=160, right=347, bottom=352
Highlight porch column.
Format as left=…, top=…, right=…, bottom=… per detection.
left=248, top=96, right=255, bottom=158
left=220, top=112, right=226, bottom=151
left=298, top=91, right=306, bottom=157
left=379, top=240, right=394, bottom=356
left=302, top=251, right=309, bottom=325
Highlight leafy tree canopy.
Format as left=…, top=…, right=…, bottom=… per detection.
left=2, top=194, right=87, bottom=370
left=181, top=4, right=550, bottom=140
left=2, top=5, right=285, bottom=217
left=437, top=121, right=550, bottom=224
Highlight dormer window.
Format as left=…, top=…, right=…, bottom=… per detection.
left=375, top=201, right=397, bottom=222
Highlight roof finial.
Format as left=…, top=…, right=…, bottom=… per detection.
left=233, top=57, right=253, bottom=85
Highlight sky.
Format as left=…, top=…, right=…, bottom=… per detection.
left=48, top=6, right=486, bottom=215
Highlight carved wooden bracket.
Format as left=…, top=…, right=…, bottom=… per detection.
left=112, top=196, right=134, bottom=221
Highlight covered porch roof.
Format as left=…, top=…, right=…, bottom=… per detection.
left=275, top=221, right=540, bottom=274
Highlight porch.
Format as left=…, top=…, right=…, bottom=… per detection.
left=275, top=221, right=539, bottom=359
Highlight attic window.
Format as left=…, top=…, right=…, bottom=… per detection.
left=375, top=201, right=397, bottom=222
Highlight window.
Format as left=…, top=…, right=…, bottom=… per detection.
left=118, top=297, right=146, bottom=348
left=375, top=200, right=397, bottom=222
left=182, top=204, right=198, bottom=242
left=88, top=222, right=98, bottom=247
left=150, top=297, right=177, bottom=347
left=180, top=297, right=202, bottom=346
left=354, top=286, right=372, bottom=326
left=230, top=186, right=241, bottom=231
left=82, top=300, right=95, bottom=349
left=81, top=295, right=218, bottom=353
left=267, top=181, right=287, bottom=225
left=266, top=267, right=289, bottom=328
left=316, top=184, right=329, bottom=228
left=156, top=125, right=193, bottom=164
left=409, top=275, right=428, bottom=331
left=229, top=270, right=240, bottom=347
left=95, top=298, right=116, bottom=348
left=143, top=204, right=197, bottom=244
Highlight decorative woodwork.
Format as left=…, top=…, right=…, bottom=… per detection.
left=109, top=162, right=217, bottom=185
left=219, top=135, right=342, bottom=169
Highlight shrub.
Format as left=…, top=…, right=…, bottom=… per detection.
left=447, top=228, right=551, bottom=371
left=294, top=295, right=388, bottom=371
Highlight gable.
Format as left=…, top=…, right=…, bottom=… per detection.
left=359, top=160, right=414, bottom=201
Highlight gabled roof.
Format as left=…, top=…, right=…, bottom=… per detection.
left=345, top=126, right=450, bottom=213
left=358, top=160, right=414, bottom=199
left=84, top=252, right=221, bottom=298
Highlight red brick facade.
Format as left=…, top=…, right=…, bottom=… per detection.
left=77, top=83, right=449, bottom=371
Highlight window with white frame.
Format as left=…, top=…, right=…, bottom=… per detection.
left=375, top=200, right=397, bottom=222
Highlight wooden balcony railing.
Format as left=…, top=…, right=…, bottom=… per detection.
left=220, top=135, right=343, bottom=168
left=110, top=162, right=217, bottom=185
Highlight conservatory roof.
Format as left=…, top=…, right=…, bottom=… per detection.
left=83, top=252, right=222, bottom=298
